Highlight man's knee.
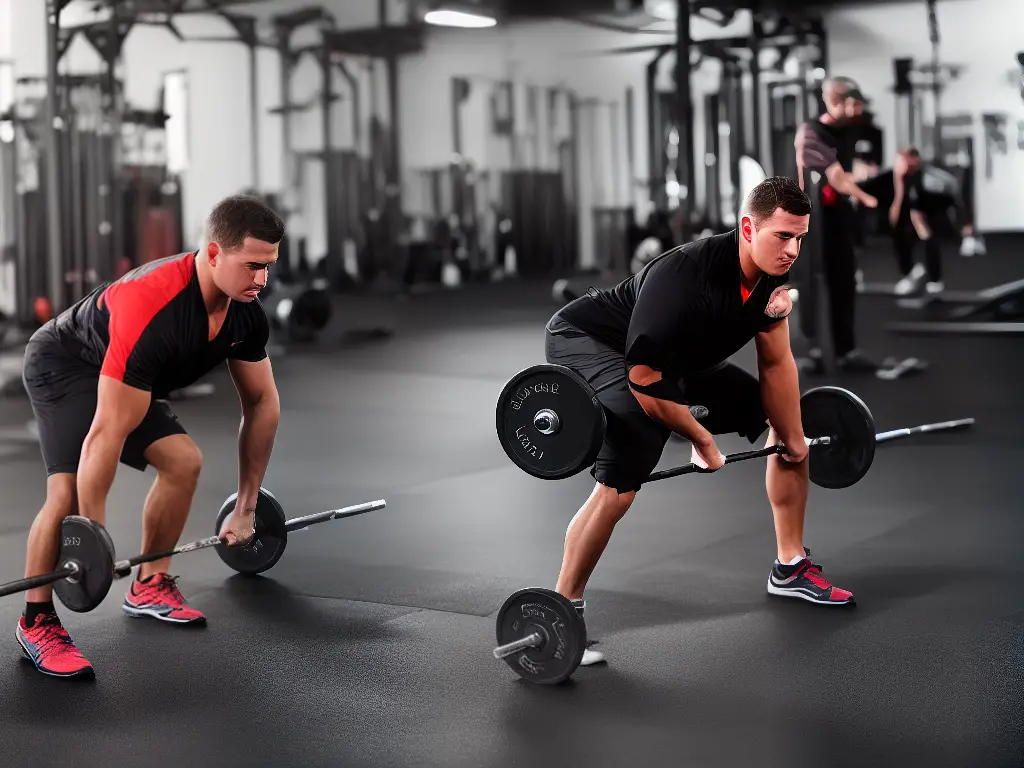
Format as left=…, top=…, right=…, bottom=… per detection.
left=594, top=482, right=636, bottom=520
left=148, top=436, right=203, bottom=485
left=42, top=474, right=78, bottom=519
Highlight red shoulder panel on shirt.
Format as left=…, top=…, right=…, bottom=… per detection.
left=99, top=253, right=196, bottom=381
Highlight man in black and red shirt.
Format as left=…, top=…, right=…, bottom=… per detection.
left=794, top=78, right=881, bottom=375
left=545, top=177, right=855, bottom=669
left=16, top=195, right=284, bottom=678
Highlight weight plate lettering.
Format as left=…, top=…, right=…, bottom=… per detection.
left=495, top=588, right=586, bottom=685
left=215, top=487, right=288, bottom=575
left=803, top=386, right=877, bottom=489
left=496, top=364, right=606, bottom=480
left=53, top=516, right=115, bottom=613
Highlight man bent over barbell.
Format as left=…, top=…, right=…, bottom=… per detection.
left=16, top=195, right=283, bottom=678
left=545, top=177, right=855, bottom=668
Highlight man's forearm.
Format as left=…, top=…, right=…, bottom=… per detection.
left=758, top=357, right=804, bottom=449
left=827, top=167, right=873, bottom=204
left=637, top=396, right=713, bottom=446
left=237, top=398, right=280, bottom=509
left=77, top=430, right=126, bottom=525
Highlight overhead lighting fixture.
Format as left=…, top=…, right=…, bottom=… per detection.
left=424, top=9, right=497, bottom=28
left=645, top=0, right=676, bottom=21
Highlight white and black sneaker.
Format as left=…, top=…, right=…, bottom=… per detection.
left=571, top=599, right=607, bottom=666
left=767, top=552, right=855, bottom=606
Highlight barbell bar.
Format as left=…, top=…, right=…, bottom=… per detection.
left=496, top=366, right=975, bottom=490
left=0, top=489, right=387, bottom=614
left=112, top=497, right=387, bottom=578
left=0, top=561, right=80, bottom=600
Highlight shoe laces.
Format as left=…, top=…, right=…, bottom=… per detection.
left=153, top=574, right=187, bottom=605
left=32, top=616, right=80, bottom=657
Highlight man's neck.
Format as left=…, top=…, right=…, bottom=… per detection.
left=737, top=240, right=762, bottom=290
left=195, top=249, right=230, bottom=315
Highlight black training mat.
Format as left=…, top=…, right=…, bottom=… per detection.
left=0, top=238, right=1022, bottom=767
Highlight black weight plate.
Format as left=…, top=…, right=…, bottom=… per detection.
left=496, top=364, right=606, bottom=480
left=53, top=516, right=115, bottom=613
left=802, top=386, right=877, bottom=489
left=495, top=587, right=586, bottom=685
left=215, top=487, right=288, bottom=575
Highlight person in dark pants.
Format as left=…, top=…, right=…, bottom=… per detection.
left=16, top=195, right=283, bottom=678
left=890, top=147, right=961, bottom=295
left=793, top=79, right=881, bottom=375
left=544, top=177, right=856, bottom=670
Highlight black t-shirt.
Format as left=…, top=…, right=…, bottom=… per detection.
left=44, top=251, right=270, bottom=397
left=904, top=166, right=960, bottom=213
left=796, top=119, right=853, bottom=174
left=847, top=116, right=884, bottom=166
left=558, top=230, right=791, bottom=379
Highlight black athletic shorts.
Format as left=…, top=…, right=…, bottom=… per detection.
left=22, top=327, right=187, bottom=476
left=545, top=316, right=769, bottom=493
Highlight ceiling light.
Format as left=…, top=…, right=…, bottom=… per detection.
left=424, top=9, right=497, bottom=28
left=645, top=0, right=676, bottom=21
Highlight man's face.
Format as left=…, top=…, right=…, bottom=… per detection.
left=208, top=236, right=279, bottom=302
left=743, top=208, right=809, bottom=276
left=845, top=97, right=866, bottom=119
left=823, top=85, right=851, bottom=122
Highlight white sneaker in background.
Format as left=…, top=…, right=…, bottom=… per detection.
left=894, top=263, right=926, bottom=295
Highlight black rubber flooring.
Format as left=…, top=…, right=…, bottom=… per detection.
left=0, top=235, right=1021, bottom=767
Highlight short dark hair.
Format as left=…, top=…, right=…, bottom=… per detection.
left=206, top=195, right=285, bottom=250
left=742, top=176, right=811, bottom=224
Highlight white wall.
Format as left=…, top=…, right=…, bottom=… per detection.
left=0, top=0, right=12, bottom=60
left=825, top=0, right=1024, bottom=232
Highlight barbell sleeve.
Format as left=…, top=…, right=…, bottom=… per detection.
left=875, top=418, right=975, bottom=444
left=493, top=632, right=544, bottom=660
left=284, top=499, right=387, bottom=533
left=0, top=562, right=78, bottom=599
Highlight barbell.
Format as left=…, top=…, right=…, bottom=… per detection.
left=492, top=364, right=976, bottom=685
left=495, top=364, right=974, bottom=489
left=0, top=488, right=387, bottom=613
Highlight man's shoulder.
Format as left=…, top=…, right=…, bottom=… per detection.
left=685, top=229, right=738, bottom=263
left=104, top=253, right=196, bottom=307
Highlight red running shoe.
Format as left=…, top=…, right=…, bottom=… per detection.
left=767, top=553, right=855, bottom=606
left=16, top=613, right=95, bottom=678
left=122, top=573, right=206, bottom=624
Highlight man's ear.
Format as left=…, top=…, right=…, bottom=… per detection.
left=740, top=215, right=755, bottom=243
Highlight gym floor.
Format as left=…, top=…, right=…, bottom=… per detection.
left=0, top=236, right=1021, bottom=768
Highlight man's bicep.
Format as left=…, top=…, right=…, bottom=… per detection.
left=94, top=375, right=152, bottom=436
left=228, top=357, right=278, bottom=407
left=755, top=318, right=793, bottom=368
